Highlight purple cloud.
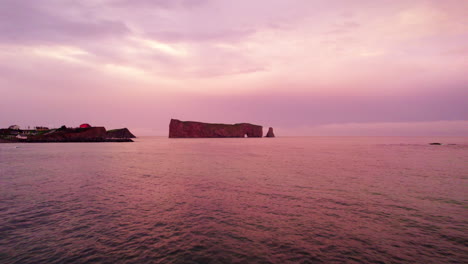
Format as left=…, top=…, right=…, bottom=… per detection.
left=0, top=0, right=130, bottom=44
left=147, top=29, right=256, bottom=43
left=111, top=0, right=210, bottom=9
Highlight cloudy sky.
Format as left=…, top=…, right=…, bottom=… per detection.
left=1, top=0, right=467, bottom=136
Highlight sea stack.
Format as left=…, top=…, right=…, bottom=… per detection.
left=266, top=127, right=275, bottom=138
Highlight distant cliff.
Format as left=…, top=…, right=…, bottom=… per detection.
left=106, top=128, right=136, bottom=139
left=169, top=119, right=263, bottom=138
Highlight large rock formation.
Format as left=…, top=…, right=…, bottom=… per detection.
left=169, top=119, right=263, bottom=138
left=106, top=128, right=136, bottom=139
left=266, top=127, right=275, bottom=137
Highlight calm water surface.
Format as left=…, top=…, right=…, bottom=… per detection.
left=0, top=137, right=467, bottom=263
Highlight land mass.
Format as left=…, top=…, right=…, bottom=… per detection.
left=0, top=126, right=136, bottom=143
left=169, top=119, right=265, bottom=138
left=106, top=128, right=136, bottom=139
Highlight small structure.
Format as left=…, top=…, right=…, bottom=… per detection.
left=79, top=123, right=92, bottom=128
left=22, top=130, right=36, bottom=135
left=35, top=126, right=49, bottom=131
left=8, top=125, right=20, bottom=130
left=16, top=134, right=27, bottom=139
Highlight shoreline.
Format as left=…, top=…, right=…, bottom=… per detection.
left=0, top=138, right=133, bottom=143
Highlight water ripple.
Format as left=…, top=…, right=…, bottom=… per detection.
left=1, top=137, right=467, bottom=263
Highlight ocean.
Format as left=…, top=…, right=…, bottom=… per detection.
left=0, top=137, right=467, bottom=263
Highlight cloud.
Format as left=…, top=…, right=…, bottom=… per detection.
left=324, top=21, right=360, bottom=35
left=111, top=0, right=209, bottom=9
left=147, top=29, right=256, bottom=43
left=0, top=0, right=130, bottom=44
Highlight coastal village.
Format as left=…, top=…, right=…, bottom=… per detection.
left=1, top=123, right=93, bottom=140
left=0, top=123, right=135, bottom=142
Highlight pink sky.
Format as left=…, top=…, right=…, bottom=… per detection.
left=1, top=0, right=467, bottom=136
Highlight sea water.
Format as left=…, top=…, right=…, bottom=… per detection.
left=0, top=137, right=467, bottom=263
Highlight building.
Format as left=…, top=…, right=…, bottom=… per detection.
left=79, top=123, right=92, bottom=128
left=8, top=125, right=20, bottom=130
left=35, top=126, right=49, bottom=131
left=22, top=130, right=36, bottom=135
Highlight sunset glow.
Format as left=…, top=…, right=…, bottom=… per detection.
left=1, top=0, right=467, bottom=135
left=1, top=2, right=468, bottom=263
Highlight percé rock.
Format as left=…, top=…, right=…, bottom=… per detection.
left=266, top=127, right=275, bottom=138
left=106, top=128, right=136, bottom=139
left=169, top=119, right=263, bottom=138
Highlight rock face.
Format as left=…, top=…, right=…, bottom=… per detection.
left=106, top=128, right=136, bottom=139
left=169, top=119, right=263, bottom=138
left=266, top=127, right=275, bottom=137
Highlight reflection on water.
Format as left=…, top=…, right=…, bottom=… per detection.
left=0, top=137, right=467, bottom=263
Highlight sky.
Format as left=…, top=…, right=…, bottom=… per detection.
left=0, top=0, right=467, bottom=136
